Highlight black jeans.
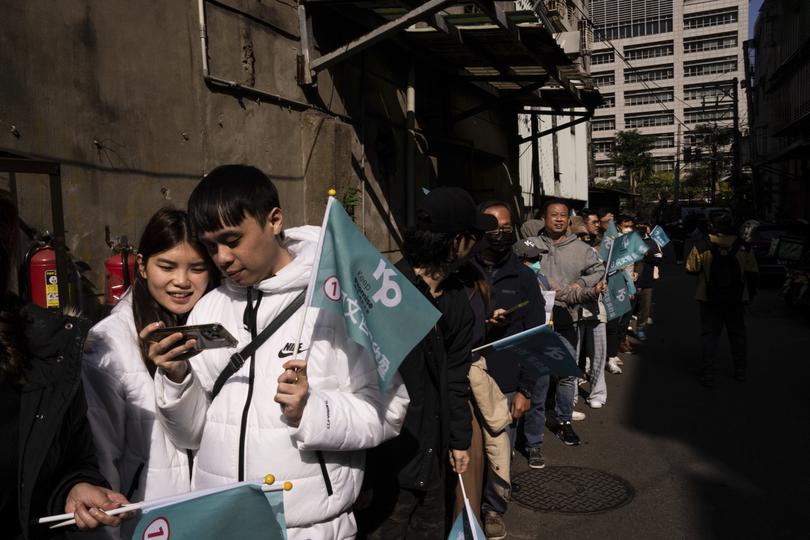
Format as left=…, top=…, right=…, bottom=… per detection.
left=357, top=459, right=446, bottom=540
left=699, top=301, right=747, bottom=372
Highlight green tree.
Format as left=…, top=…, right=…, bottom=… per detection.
left=608, top=130, right=654, bottom=197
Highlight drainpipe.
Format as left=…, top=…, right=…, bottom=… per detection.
left=405, top=60, right=416, bottom=228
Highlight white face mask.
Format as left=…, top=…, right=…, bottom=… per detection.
left=621, top=227, right=633, bottom=234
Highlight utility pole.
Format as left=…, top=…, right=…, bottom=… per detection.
left=674, top=123, right=681, bottom=213
left=530, top=112, right=542, bottom=210
left=732, top=76, right=742, bottom=195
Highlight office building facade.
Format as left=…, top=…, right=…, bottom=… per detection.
left=588, top=0, right=748, bottom=186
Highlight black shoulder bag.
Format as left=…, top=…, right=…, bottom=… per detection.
left=208, top=288, right=334, bottom=496
left=211, top=289, right=306, bottom=400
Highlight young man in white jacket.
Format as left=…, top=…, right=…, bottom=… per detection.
left=146, top=165, right=409, bottom=540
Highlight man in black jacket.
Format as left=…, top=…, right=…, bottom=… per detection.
left=357, top=187, right=496, bottom=540
left=475, top=201, right=545, bottom=540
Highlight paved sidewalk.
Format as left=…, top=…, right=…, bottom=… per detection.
left=502, top=264, right=809, bottom=539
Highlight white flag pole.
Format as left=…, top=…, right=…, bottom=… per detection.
left=41, top=478, right=290, bottom=529
left=602, top=233, right=617, bottom=281
left=291, top=196, right=335, bottom=359
left=458, top=473, right=481, bottom=540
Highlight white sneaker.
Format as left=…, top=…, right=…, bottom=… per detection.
left=607, top=359, right=623, bottom=374
left=614, top=356, right=624, bottom=366
left=572, top=411, right=586, bottom=421
left=587, top=400, right=604, bottom=409
left=647, top=317, right=654, bottom=325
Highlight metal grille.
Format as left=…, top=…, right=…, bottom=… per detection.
left=512, top=466, right=634, bottom=514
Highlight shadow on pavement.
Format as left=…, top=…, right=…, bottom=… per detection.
left=626, top=262, right=810, bottom=538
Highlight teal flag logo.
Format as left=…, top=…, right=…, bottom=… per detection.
left=485, top=324, right=581, bottom=378
left=598, top=220, right=620, bottom=261
left=307, top=197, right=442, bottom=390
left=131, top=484, right=286, bottom=540
left=650, top=225, right=671, bottom=247
left=606, top=231, right=649, bottom=274
left=603, top=271, right=633, bottom=321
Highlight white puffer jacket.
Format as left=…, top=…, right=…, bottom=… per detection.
left=154, top=226, right=409, bottom=540
left=82, top=292, right=192, bottom=539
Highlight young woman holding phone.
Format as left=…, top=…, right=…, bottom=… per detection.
left=82, top=207, right=215, bottom=538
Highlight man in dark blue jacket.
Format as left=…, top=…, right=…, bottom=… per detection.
left=475, top=201, right=545, bottom=540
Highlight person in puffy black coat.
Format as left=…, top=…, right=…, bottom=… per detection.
left=0, top=195, right=129, bottom=540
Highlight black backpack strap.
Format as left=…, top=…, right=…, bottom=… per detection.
left=211, top=289, right=307, bottom=400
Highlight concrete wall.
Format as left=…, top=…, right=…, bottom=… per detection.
left=0, top=0, right=521, bottom=305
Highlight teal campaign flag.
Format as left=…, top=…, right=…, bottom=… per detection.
left=447, top=506, right=486, bottom=540
left=650, top=225, right=671, bottom=248
left=448, top=477, right=486, bottom=540
left=307, top=197, right=442, bottom=390
left=606, top=231, right=650, bottom=274
left=485, top=324, right=581, bottom=378
left=131, top=484, right=286, bottom=540
left=603, top=271, right=633, bottom=321
left=598, top=219, right=620, bottom=261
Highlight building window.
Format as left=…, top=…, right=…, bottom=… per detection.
left=683, top=32, right=738, bottom=54
left=624, top=41, right=674, bottom=61
left=647, top=133, right=675, bottom=149
left=683, top=8, right=738, bottom=29
left=625, top=112, right=674, bottom=128
left=593, top=71, right=615, bottom=87
left=653, top=158, right=675, bottom=172
left=594, top=161, right=617, bottom=178
left=592, top=138, right=615, bottom=153
left=684, top=106, right=733, bottom=124
left=625, top=88, right=674, bottom=106
left=598, top=93, right=616, bottom=108
left=595, top=16, right=674, bottom=40
left=683, top=82, right=735, bottom=102
left=683, top=57, right=738, bottom=77
left=592, top=51, right=615, bottom=65
left=625, top=64, right=674, bottom=83
left=592, top=116, right=616, bottom=131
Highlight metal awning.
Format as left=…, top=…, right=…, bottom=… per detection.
left=298, top=1, right=601, bottom=113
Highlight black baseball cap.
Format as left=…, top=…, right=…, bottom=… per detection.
left=416, top=187, right=497, bottom=234
left=513, top=237, right=542, bottom=260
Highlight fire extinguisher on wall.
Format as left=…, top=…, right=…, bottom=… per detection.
left=22, top=234, right=61, bottom=310
left=104, top=226, right=136, bottom=307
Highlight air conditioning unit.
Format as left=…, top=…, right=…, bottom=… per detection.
left=578, top=19, right=592, bottom=53
left=546, top=0, right=566, bottom=17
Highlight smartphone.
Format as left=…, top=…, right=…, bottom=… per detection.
left=503, top=301, right=529, bottom=315
left=148, top=323, right=238, bottom=351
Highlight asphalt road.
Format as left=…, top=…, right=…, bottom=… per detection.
left=503, top=263, right=810, bottom=540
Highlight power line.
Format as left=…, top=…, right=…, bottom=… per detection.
left=571, top=1, right=740, bottom=135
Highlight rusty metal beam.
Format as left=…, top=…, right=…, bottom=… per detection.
left=307, top=0, right=456, bottom=77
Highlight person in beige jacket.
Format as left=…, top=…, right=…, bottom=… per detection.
left=685, top=214, right=758, bottom=387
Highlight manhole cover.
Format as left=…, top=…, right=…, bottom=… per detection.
left=512, top=466, right=634, bottom=514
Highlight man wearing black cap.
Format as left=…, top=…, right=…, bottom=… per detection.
left=357, top=187, right=497, bottom=540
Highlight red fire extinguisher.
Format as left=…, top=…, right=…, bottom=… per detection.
left=24, top=236, right=61, bottom=310
left=104, top=227, right=136, bottom=306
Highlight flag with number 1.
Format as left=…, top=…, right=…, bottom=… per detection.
left=306, top=197, right=441, bottom=390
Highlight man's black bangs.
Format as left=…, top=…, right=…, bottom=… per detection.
left=189, top=188, right=251, bottom=234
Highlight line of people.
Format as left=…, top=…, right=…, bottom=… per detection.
left=1, top=168, right=678, bottom=540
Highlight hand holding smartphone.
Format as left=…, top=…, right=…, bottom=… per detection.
left=147, top=323, right=238, bottom=351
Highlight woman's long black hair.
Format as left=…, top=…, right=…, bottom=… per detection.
left=131, top=207, right=217, bottom=375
